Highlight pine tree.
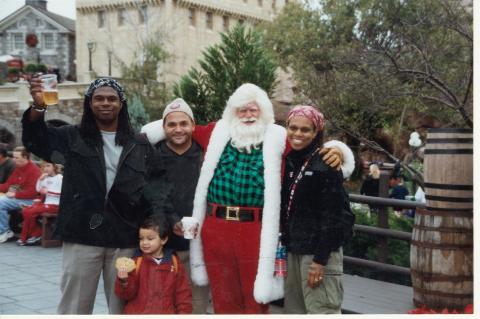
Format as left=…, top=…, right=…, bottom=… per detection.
left=128, top=94, right=150, bottom=132
left=173, top=24, right=277, bottom=123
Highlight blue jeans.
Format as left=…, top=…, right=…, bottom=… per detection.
left=0, top=196, right=33, bottom=233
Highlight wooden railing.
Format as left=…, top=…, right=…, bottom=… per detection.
left=345, top=169, right=425, bottom=280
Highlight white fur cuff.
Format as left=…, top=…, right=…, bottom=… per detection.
left=189, top=238, right=209, bottom=286
left=253, top=273, right=284, bottom=303
left=141, top=119, right=165, bottom=145
left=324, top=140, right=355, bottom=179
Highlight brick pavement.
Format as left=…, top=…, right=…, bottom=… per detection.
left=0, top=240, right=282, bottom=315
left=0, top=241, right=108, bottom=315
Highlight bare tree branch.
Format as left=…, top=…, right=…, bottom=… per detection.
left=384, top=50, right=460, bottom=107
left=416, top=94, right=457, bottom=110
left=329, top=121, right=425, bottom=186
left=462, top=68, right=473, bottom=107
left=438, top=0, right=473, bottom=43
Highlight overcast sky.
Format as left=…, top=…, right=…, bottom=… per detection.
left=0, top=0, right=76, bottom=21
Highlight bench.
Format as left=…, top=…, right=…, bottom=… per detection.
left=39, top=213, right=62, bottom=248
left=342, top=274, right=414, bottom=314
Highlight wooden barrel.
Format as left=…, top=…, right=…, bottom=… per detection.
left=410, top=128, right=473, bottom=310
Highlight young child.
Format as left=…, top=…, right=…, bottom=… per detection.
left=115, top=214, right=192, bottom=314
left=17, top=161, right=62, bottom=246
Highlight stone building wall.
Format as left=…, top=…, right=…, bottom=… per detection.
left=0, top=82, right=86, bottom=147
left=0, top=4, right=76, bottom=80
left=75, top=0, right=292, bottom=83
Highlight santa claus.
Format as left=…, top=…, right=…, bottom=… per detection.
left=142, top=83, right=354, bottom=313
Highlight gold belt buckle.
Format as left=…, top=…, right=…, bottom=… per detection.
left=226, top=206, right=240, bottom=221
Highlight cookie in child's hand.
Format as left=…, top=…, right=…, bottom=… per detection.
left=115, top=257, right=136, bottom=272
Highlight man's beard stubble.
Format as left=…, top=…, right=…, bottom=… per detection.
left=229, top=117, right=267, bottom=153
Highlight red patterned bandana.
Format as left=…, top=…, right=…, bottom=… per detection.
left=287, top=105, right=325, bottom=131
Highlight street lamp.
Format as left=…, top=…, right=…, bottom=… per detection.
left=107, top=50, right=112, bottom=76
left=87, top=42, right=96, bottom=71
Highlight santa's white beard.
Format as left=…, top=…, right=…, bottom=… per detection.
left=229, top=117, right=267, bottom=153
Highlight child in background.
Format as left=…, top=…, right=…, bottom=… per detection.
left=115, top=214, right=192, bottom=314
left=17, top=161, right=62, bottom=246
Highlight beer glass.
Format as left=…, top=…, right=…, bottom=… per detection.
left=40, top=74, right=59, bottom=105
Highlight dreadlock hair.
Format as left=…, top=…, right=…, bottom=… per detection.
left=79, top=95, right=134, bottom=147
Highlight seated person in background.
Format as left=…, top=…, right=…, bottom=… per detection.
left=0, top=147, right=41, bottom=243
left=17, top=161, right=63, bottom=246
left=115, top=214, right=192, bottom=314
left=0, top=144, right=15, bottom=184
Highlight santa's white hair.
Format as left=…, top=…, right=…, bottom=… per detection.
left=222, top=83, right=275, bottom=153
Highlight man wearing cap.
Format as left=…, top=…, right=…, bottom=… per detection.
left=142, top=98, right=209, bottom=313
left=141, top=83, right=355, bottom=313
left=22, top=76, right=152, bottom=314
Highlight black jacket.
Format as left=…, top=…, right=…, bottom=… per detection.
left=142, top=141, right=203, bottom=251
left=22, top=109, right=152, bottom=248
left=360, top=176, right=379, bottom=197
left=280, top=143, right=353, bottom=265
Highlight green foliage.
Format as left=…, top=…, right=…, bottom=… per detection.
left=7, top=67, right=19, bottom=75
left=262, top=0, right=473, bottom=153
left=24, top=63, right=48, bottom=74
left=344, top=205, right=413, bottom=285
left=25, top=64, right=37, bottom=73
left=174, top=24, right=277, bottom=123
left=119, top=40, right=170, bottom=121
left=26, top=63, right=47, bottom=73
left=36, top=64, right=47, bottom=73
left=128, top=94, right=150, bottom=133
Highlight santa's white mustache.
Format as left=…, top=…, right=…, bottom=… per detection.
left=239, top=117, right=257, bottom=123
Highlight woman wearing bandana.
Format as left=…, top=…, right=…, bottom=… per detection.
left=22, top=77, right=152, bottom=314
left=280, top=105, right=355, bottom=314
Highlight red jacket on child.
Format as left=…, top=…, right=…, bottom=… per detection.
left=115, top=250, right=192, bottom=314
left=0, top=161, right=40, bottom=199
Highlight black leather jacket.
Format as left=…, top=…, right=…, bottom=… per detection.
left=280, top=142, right=352, bottom=265
left=22, top=109, right=152, bottom=248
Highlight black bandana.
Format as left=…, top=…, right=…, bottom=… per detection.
left=84, top=78, right=126, bottom=102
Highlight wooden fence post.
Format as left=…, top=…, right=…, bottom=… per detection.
left=376, top=169, right=390, bottom=279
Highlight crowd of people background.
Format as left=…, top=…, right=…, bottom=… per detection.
left=0, top=74, right=417, bottom=314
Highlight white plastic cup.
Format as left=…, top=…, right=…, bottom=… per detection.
left=181, top=216, right=199, bottom=240
left=40, top=74, right=58, bottom=105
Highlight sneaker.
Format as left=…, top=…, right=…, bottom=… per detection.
left=0, top=230, right=14, bottom=243
left=16, top=239, right=26, bottom=246
left=26, top=236, right=42, bottom=245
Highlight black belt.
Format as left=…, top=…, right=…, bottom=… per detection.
left=207, top=203, right=262, bottom=222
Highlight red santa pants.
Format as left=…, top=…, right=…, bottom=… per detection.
left=20, top=204, right=58, bottom=242
left=201, top=215, right=269, bottom=314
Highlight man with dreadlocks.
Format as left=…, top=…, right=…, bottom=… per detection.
left=22, top=77, right=152, bottom=314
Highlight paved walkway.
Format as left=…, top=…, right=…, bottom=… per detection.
left=0, top=241, right=108, bottom=315
left=0, top=240, right=281, bottom=315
